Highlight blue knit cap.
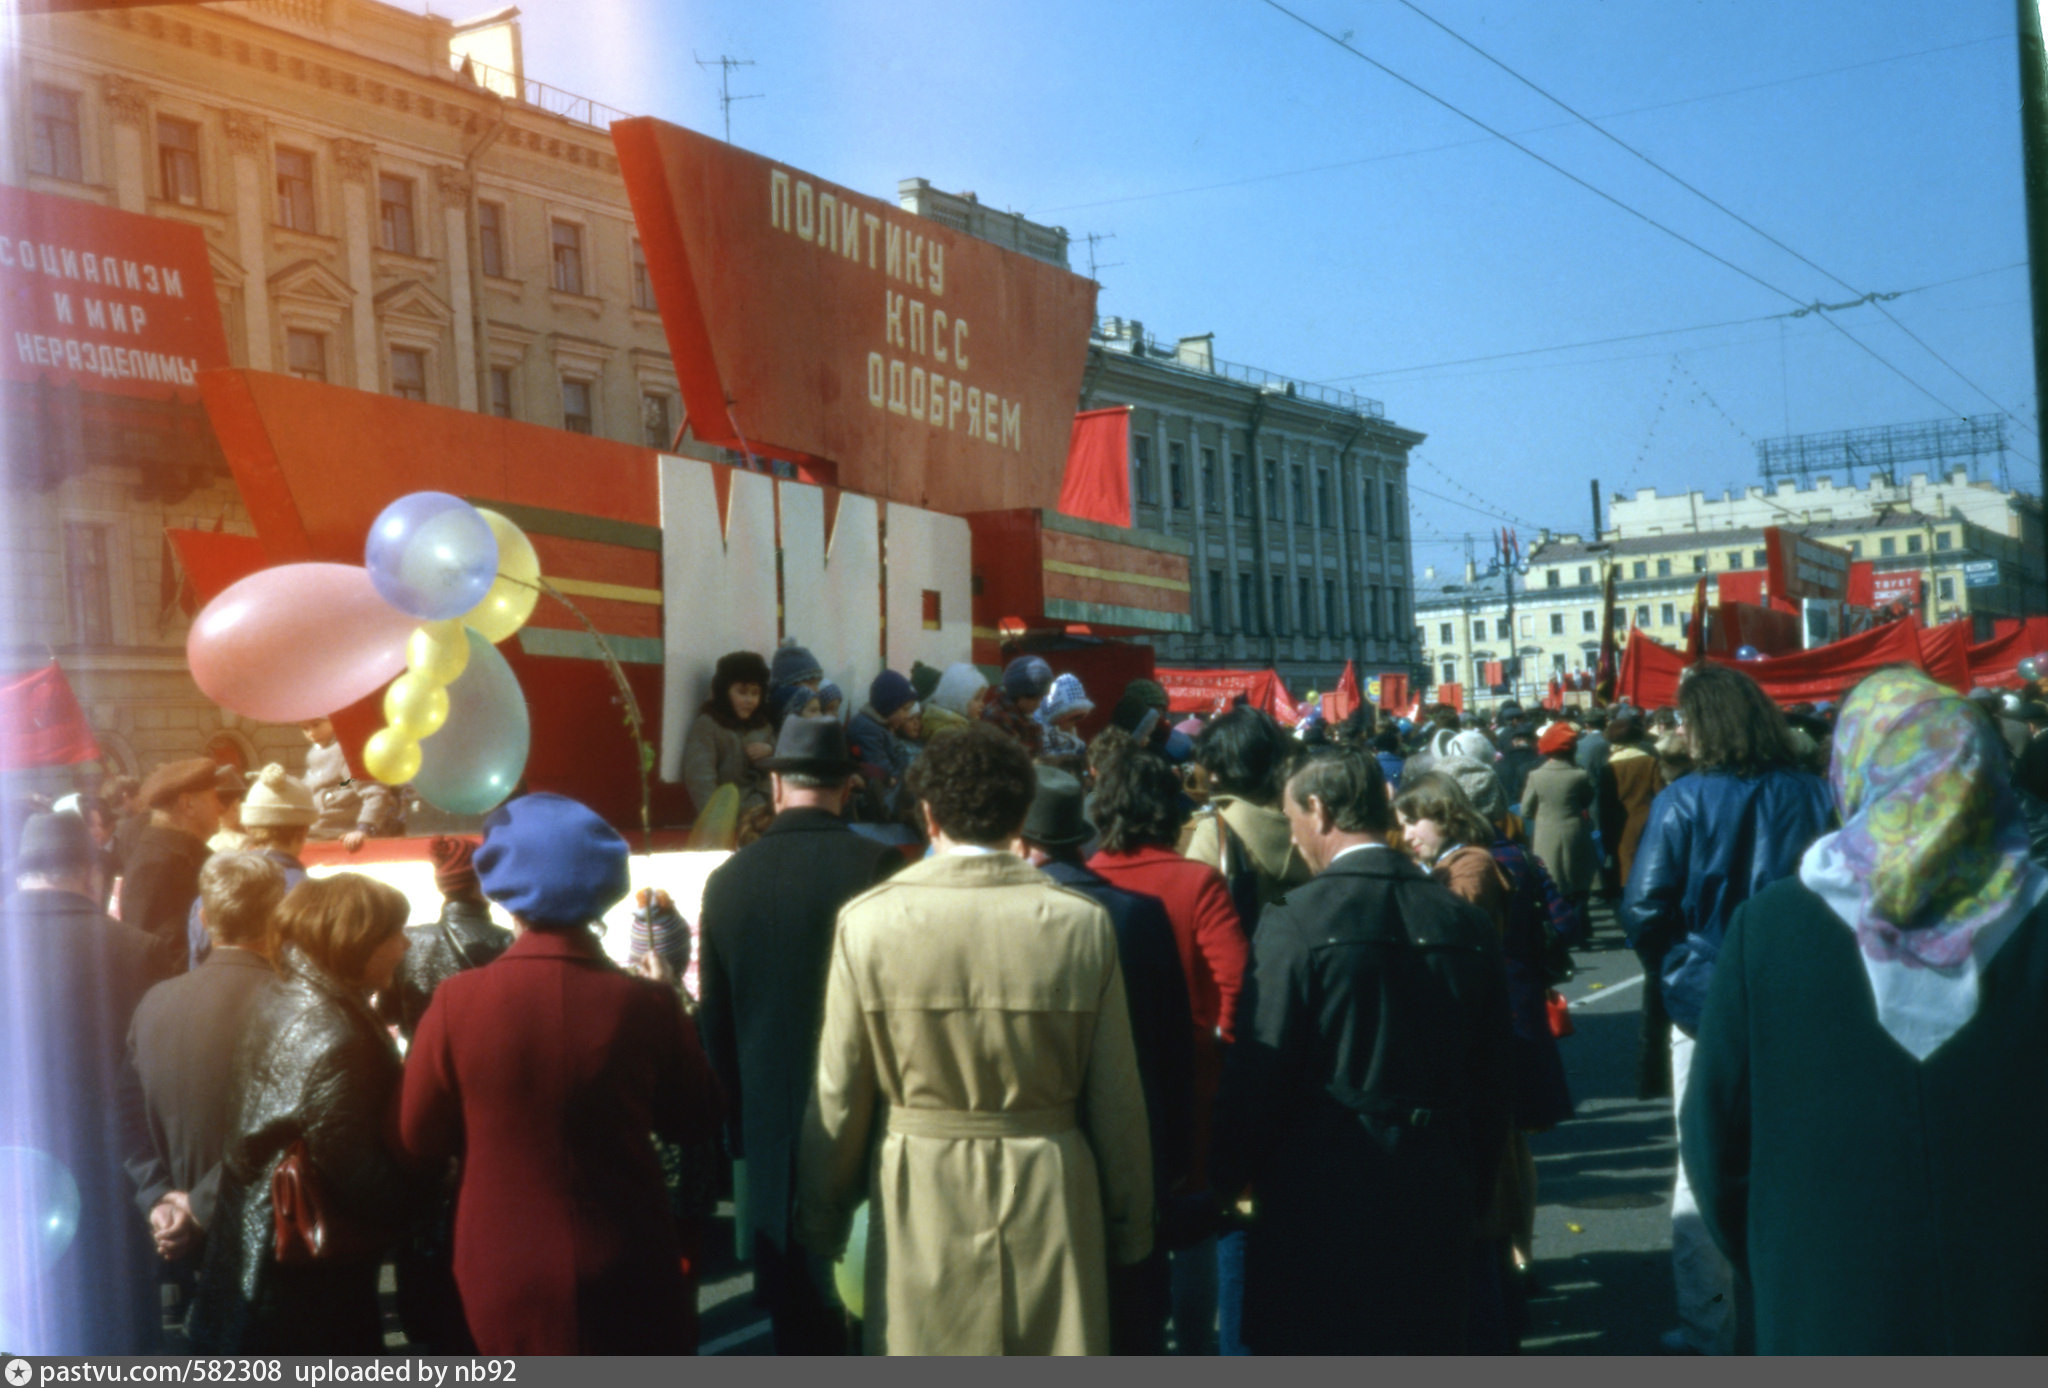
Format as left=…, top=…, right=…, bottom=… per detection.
left=770, top=641, right=823, bottom=688
left=475, top=792, right=631, bottom=926
left=1003, top=655, right=1055, bottom=701
left=870, top=669, right=918, bottom=718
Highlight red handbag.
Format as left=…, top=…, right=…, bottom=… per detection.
left=271, top=1139, right=383, bottom=1266
left=1546, top=989, right=1575, bottom=1038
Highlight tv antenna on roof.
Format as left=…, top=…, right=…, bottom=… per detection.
left=694, top=53, right=762, bottom=145
left=1082, top=231, right=1121, bottom=282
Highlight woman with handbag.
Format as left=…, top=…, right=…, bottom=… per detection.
left=186, top=873, right=415, bottom=1354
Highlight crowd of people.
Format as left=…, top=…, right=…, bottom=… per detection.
left=5, top=646, right=2048, bottom=1356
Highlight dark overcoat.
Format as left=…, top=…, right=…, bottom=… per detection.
left=187, top=944, right=413, bottom=1355
left=696, top=806, right=900, bottom=1254
left=397, top=927, right=720, bottom=1355
left=0, top=888, right=161, bottom=1354
left=118, top=824, right=208, bottom=975
left=1209, top=845, right=1513, bottom=1355
left=1683, top=879, right=2048, bottom=1354
left=127, top=946, right=276, bottom=1226
left=374, top=897, right=510, bottom=1042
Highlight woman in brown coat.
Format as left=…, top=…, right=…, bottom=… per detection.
left=1521, top=722, right=1598, bottom=907
left=1603, top=712, right=1664, bottom=886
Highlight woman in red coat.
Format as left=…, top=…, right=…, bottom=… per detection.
left=398, top=794, right=720, bottom=1355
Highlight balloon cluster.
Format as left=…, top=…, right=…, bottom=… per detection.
left=186, top=491, right=540, bottom=816
left=2020, top=656, right=2044, bottom=682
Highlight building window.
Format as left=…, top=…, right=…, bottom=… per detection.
left=1167, top=440, right=1187, bottom=509
left=29, top=85, right=83, bottom=182
left=157, top=116, right=200, bottom=205
left=1298, top=576, right=1314, bottom=636
left=1264, top=459, right=1281, bottom=518
left=1384, top=482, right=1404, bottom=538
left=1289, top=464, right=1306, bottom=521
left=1473, top=620, right=1486, bottom=642
left=631, top=238, right=656, bottom=310
left=1582, top=609, right=1596, bottom=632
left=1553, top=652, right=1568, bottom=673
left=1906, top=533, right=1924, bottom=554
left=1272, top=575, right=1289, bottom=636
left=1208, top=569, right=1229, bottom=633
left=1230, top=452, right=1250, bottom=516
left=1635, top=604, right=1650, bottom=626
left=1692, top=554, right=1707, bottom=572
left=1316, top=470, right=1333, bottom=528
left=561, top=377, right=593, bottom=434
left=1939, top=576, right=1956, bottom=601
left=1201, top=447, right=1220, bottom=514
left=550, top=219, right=585, bottom=294
left=1364, top=478, right=1380, bottom=534
left=1132, top=435, right=1157, bottom=505
left=1846, top=540, right=1863, bottom=558
left=478, top=200, right=506, bottom=278
left=489, top=367, right=513, bottom=419
left=1660, top=602, right=1676, bottom=626
left=1753, top=548, right=1767, bottom=566
left=275, top=147, right=314, bottom=230
left=1495, top=616, right=1511, bottom=641
left=1239, top=571, right=1260, bottom=635
left=378, top=174, right=416, bottom=254
left=389, top=347, right=427, bottom=401
left=1937, top=529, right=1955, bottom=551
left=1440, top=621, right=1454, bottom=644
left=285, top=329, right=326, bottom=382
left=1578, top=565, right=1592, bottom=585
left=1728, top=550, right=1743, bottom=568
left=1880, top=536, right=1897, bottom=557
left=1632, top=560, right=1648, bottom=580
left=1443, top=659, right=1456, bottom=685
left=62, top=521, right=114, bottom=646
left=642, top=392, right=673, bottom=448
left=1549, top=612, right=1565, bottom=635
left=1546, top=569, right=1560, bottom=588
left=1657, top=558, right=1673, bottom=577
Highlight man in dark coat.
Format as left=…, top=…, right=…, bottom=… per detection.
left=127, top=853, right=285, bottom=1256
left=0, top=813, right=164, bottom=1353
left=697, top=716, right=901, bottom=1354
left=1018, top=765, right=1196, bottom=1356
left=118, top=758, right=222, bottom=976
left=1210, top=748, right=1513, bottom=1355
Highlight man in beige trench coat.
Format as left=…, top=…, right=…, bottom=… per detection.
left=798, top=723, right=1155, bottom=1355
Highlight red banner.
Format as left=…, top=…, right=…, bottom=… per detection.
left=1618, top=619, right=1954, bottom=708
left=1439, top=681, right=1465, bottom=713
left=0, top=184, right=228, bottom=402
left=1965, top=616, right=2048, bottom=688
left=1157, top=667, right=1298, bottom=723
left=0, top=662, right=101, bottom=770
left=1056, top=405, right=1132, bottom=529
left=1320, top=660, right=1362, bottom=723
left=1377, top=671, right=1409, bottom=712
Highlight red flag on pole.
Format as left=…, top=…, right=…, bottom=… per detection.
left=0, top=662, right=101, bottom=771
left=1322, top=660, right=1362, bottom=722
left=1056, top=405, right=1134, bottom=529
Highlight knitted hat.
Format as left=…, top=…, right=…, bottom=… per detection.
left=16, top=812, right=93, bottom=875
left=870, top=669, right=918, bottom=719
left=139, top=757, right=220, bottom=810
left=1445, top=729, right=1496, bottom=763
left=431, top=835, right=482, bottom=899
left=1124, top=679, right=1170, bottom=712
left=930, top=662, right=990, bottom=717
left=1002, top=655, right=1055, bottom=701
left=1035, top=672, right=1094, bottom=728
left=476, top=793, right=631, bottom=926
left=1537, top=722, right=1579, bottom=757
left=769, top=640, right=823, bottom=688
left=629, top=887, right=690, bottom=977
left=910, top=662, right=944, bottom=702
left=816, top=681, right=844, bottom=710
left=240, top=764, right=318, bottom=827
left=771, top=682, right=821, bottom=724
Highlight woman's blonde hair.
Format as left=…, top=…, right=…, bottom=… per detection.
left=270, top=873, right=409, bottom=982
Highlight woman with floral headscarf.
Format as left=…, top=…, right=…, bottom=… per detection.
left=1682, top=666, right=2048, bottom=1354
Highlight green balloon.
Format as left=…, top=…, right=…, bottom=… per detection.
left=413, top=628, right=530, bottom=815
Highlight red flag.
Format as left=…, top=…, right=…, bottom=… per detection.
left=1378, top=671, right=1409, bottom=712
left=0, top=662, right=101, bottom=771
left=1056, top=405, right=1133, bottom=529
left=1323, top=660, right=1362, bottom=722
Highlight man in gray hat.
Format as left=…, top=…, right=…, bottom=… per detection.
left=118, top=757, right=223, bottom=976
left=696, top=716, right=901, bottom=1354
left=2, top=813, right=163, bottom=1352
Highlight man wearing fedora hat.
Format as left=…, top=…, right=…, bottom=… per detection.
left=697, top=716, right=901, bottom=1354
left=118, top=758, right=225, bottom=976
left=2, top=812, right=164, bottom=1352
left=1019, top=765, right=1195, bottom=1354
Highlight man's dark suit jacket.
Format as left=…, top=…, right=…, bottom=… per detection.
left=126, top=946, right=276, bottom=1225
left=696, top=807, right=901, bottom=1255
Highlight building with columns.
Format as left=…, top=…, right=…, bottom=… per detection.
left=3, top=0, right=677, bottom=786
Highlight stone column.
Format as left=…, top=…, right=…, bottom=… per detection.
left=222, top=110, right=272, bottom=370
left=333, top=139, right=380, bottom=391
left=101, top=76, right=151, bottom=213
left=436, top=166, right=479, bottom=411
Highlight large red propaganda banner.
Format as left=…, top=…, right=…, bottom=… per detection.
left=0, top=184, right=228, bottom=401
left=612, top=119, right=1100, bottom=517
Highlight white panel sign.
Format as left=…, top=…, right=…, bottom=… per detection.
left=780, top=483, right=882, bottom=712
left=885, top=501, right=974, bottom=677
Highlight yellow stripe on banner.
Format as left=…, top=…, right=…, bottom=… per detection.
left=1042, top=560, right=1190, bottom=594
left=547, top=576, right=663, bottom=606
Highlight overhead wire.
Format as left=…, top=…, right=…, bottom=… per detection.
left=1257, top=0, right=1975, bottom=420
left=1391, top=0, right=2023, bottom=429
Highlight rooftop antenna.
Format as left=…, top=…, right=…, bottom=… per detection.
left=693, top=53, right=761, bottom=144
left=1082, top=230, right=1121, bottom=281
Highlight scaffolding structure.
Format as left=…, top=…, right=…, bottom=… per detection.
left=1755, top=415, right=2010, bottom=490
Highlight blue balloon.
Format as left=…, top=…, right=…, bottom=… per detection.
left=414, top=628, right=530, bottom=814
left=364, top=491, right=499, bottom=621
left=1736, top=645, right=1763, bottom=662
left=0, top=1146, right=81, bottom=1276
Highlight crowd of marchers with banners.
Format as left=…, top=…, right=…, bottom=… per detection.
left=11, top=0, right=2048, bottom=1362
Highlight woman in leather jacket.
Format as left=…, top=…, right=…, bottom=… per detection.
left=187, top=874, right=413, bottom=1354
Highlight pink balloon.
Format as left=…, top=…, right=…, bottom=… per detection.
left=188, top=563, right=417, bottom=724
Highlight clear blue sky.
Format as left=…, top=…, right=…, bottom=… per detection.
left=508, top=0, right=2036, bottom=574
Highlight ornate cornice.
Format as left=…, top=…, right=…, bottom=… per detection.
left=331, top=138, right=374, bottom=183
left=100, top=74, right=151, bottom=127
left=222, top=109, right=268, bottom=155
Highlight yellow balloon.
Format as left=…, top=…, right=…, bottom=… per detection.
left=464, top=508, right=542, bottom=644
left=407, top=619, right=471, bottom=685
left=384, top=672, right=451, bottom=739
left=363, top=726, right=422, bottom=785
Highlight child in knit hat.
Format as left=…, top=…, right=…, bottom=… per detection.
left=848, top=670, right=922, bottom=815
left=1035, top=673, right=1094, bottom=769
left=981, top=655, right=1054, bottom=757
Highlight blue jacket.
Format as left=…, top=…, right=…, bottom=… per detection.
left=1619, top=766, right=1833, bottom=1036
